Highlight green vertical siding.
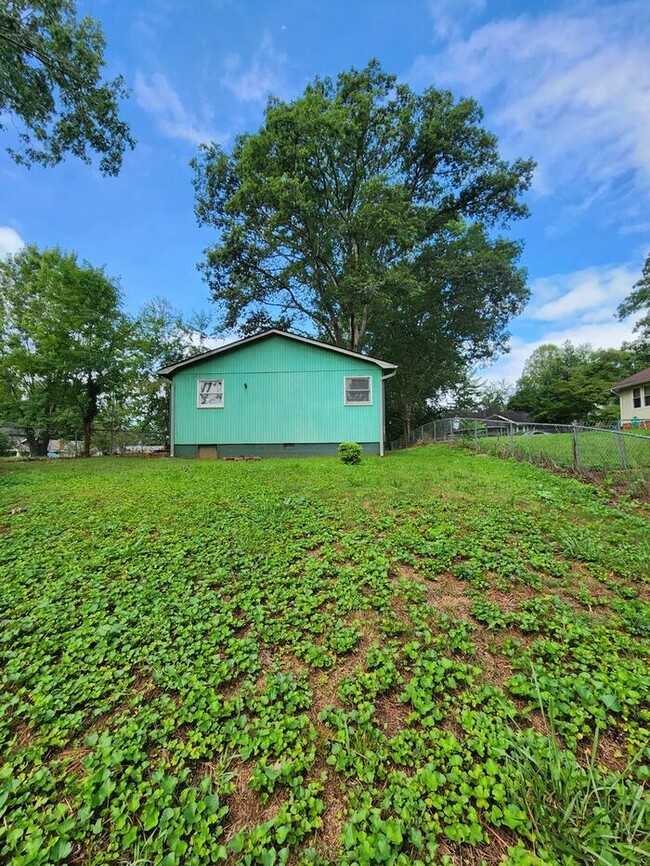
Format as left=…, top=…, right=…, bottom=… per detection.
left=172, top=334, right=383, bottom=447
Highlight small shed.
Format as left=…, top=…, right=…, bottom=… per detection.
left=158, top=329, right=397, bottom=458
left=611, top=367, right=650, bottom=428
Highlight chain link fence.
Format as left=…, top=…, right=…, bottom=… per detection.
left=43, top=428, right=167, bottom=458
left=390, top=418, right=650, bottom=473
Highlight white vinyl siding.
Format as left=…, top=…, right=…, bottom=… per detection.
left=344, top=376, right=372, bottom=406
left=197, top=378, right=224, bottom=408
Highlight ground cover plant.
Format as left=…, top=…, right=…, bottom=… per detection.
left=0, top=447, right=648, bottom=865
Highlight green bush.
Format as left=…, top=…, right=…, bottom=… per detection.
left=338, top=441, right=363, bottom=464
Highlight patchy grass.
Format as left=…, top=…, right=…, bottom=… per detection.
left=475, top=429, right=650, bottom=472
left=0, top=448, right=649, bottom=865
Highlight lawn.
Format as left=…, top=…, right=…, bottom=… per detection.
left=474, top=430, right=650, bottom=472
left=1, top=449, right=649, bottom=865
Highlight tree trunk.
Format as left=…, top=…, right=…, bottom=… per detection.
left=82, top=377, right=100, bottom=457
left=403, top=403, right=412, bottom=440
left=83, top=420, right=92, bottom=457
left=25, top=429, right=49, bottom=457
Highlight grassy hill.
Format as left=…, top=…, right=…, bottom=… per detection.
left=1, top=449, right=648, bottom=864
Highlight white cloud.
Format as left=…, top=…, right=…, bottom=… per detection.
left=528, top=263, right=640, bottom=323
left=410, top=2, right=650, bottom=219
left=427, top=0, right=485, bottom=41
left=135, top=72, right=225, bottom=146
left=221, top=31, right=289, bottom=102
left=0, top=226, right=24, bottom=258
left=478, top=260, right=645, bottom=384
left=480, top=319, right=639, bottom=385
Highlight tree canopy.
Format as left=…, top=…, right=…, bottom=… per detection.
left=0, top=245, right=130, bottom=455
left=192, top=60, right=534, bottom=354
left=366, top=223, right=527, bottom=435
left=126, top=298, right=216, bottom=444
left=508, top=341, right=648, bottom=425
left=618, top=253, right=650, bottom=342
left=0, top=0, right=134, bottom=174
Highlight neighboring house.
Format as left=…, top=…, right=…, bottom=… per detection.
left=47, top=439, right=64, bottom=458
left=158, top=329, right=397, bottom=458
left=1, top=425, right=30, bottom=456
left=482, top=412, right=535, bottom=435
left=611, top=367, right=650, bottom=428
left=487, top=411, right=532, bottom=425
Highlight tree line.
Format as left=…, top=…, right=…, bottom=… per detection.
left=437, top=336, right=649, bottom=429
left=0, top=246, right=212, bottom=455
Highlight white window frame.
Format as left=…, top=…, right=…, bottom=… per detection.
left=645, top=385, right=650, bottom=407
left=197, top=378, right=224, bottom=409
left=344, top=375, right=372, bottom=406
left=633, top=387, right=642, bottom=409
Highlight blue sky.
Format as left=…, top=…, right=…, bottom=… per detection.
left=1, top=0, right=649, bottom=383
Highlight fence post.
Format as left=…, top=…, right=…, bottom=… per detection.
left=616, top=429, right=628, bottom=470
left=572, top=423, right=580, bottom=471
left=74, top=432, right=78, bottom=458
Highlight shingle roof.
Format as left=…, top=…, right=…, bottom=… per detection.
left=610, top=367, right=650, bottom=391
left=158, top=329, right=397, bottom=377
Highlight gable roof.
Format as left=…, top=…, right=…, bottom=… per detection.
left=610, top=367, right=650, bottom=392
left=487, top=411, right=532, bottom=423
left=158, top=329, right=397, bottom=378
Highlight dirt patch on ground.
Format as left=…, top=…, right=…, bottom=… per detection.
left=307, top=612, right=382, bottom=718
left=130, top=665, right=163, bottom=701
left=276, top=650, right=310, bottom=680
left=522, top=708, right=552, bottom=737
left=422, top=572, right=473, bottom=618
left=224, top=759, right=285, bottom=842
left=471, top=640, right=514, bottom=689
left=10, top=721, right=37, bottom=750
left=484, top=586, right=538, bottom=614
left=306, top=759, right=348, bottom=859
left=578, top=729, right=630, bottom=774
left=48, top=745, right=92, bottom=775
left=439, top=825, right=520, bottom=865
left=393, top=563, right=477, bottom=619
left=374, top=690, right=412, bottom=738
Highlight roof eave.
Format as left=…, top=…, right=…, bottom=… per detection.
left=157, top=329, right=397, bottom=377
left=610, top=380, right=650, bottom=393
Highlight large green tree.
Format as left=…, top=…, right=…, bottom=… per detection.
left=367, top=224, right=528, bottom=436
left=508, top=342, right=646, bottom=424
left=192, top=60, right=534, bottom=354
left=127, top=298, right=215, bottom=444
left=0, top=0, right=134, bottom=174
left=618, top=253, right=650, bottom=342
left=0, top=245, right=130, bottom=455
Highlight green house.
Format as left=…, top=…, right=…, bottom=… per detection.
left=158, top=330, right=397, bottom=458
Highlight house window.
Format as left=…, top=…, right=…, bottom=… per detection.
left=344, top=376, right=372, bottom=405
left=633, top=387, right=642, bottom=409
left=197, top=378, right=224, bottom=408
left=645, top=386, right=650, bottom=407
